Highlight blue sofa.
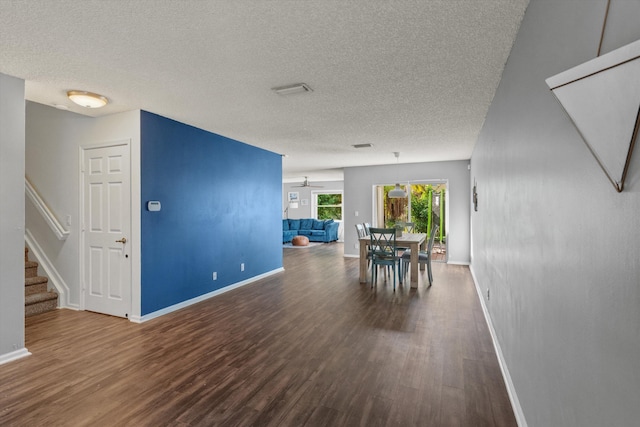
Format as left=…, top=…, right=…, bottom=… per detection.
left=283, top=218, right=339, bottom=243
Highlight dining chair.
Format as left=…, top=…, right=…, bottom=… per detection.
left=401, top=225, right=438, bottom=286
left=356, top=223, right=373, bottom=267
left=396, top=222, right=413, bottom=252
left=369, top=227, right=403, bottom=290
left=362, top=222, right=378, bottom=270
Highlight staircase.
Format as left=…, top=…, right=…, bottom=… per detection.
left=24, top=248, right=58, bottom=316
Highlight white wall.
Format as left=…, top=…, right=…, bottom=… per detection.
left=343, top=160, right=470, bottom=264
left=25, top=102, right=141, bottom=316
left=0, top=73, right=27, bottom=363
left=471, top=1, right=640, bottom=426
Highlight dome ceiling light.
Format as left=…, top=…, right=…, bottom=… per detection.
left=67, top=90, right=109, bottom=108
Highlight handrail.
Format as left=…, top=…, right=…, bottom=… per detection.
left=25, top=177, right=69, bottom=240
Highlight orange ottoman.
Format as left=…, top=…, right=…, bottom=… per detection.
left=291, top=235, right=310, bottom=246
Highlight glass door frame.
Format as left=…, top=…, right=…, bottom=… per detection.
left=372, top=179, right=448, bottom=261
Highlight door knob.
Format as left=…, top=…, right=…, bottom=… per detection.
left=116, top=237, right=127, bottom=244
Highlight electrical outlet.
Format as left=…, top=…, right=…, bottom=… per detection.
left=354, top=243, right=358, bottom=249
left=487, top=288, right=490, bottom=300
left=212, top=272, right=217, bottom=280
left=241, top=263, right=245, bottom=272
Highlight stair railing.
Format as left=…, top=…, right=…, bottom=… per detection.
left=25, top=177, right=69, bottom=240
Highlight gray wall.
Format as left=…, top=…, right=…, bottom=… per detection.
left=282, top=180, right=344, bottom=219
left=343, top=160, right=470, bottom=264
left=471, top=1, right=640, bottom=426
left=283, top=180, right=345, bottom=241
left=0, top=73, right=26, bottom=362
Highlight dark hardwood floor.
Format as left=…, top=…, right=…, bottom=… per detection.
left=0, top=243, right=516, bottom=426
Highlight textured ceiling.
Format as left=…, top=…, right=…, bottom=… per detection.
left=0, top=0, right=528, bottom=183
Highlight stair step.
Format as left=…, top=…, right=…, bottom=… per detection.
left=24, top=247, right=59, bottom=316
left=25, top=261, right=39, bottom=278
left=25, top=291, right=58, bottom=304
left=25, top=291, right=58, bottom=317
left=25, top=276, right=49, bottom=295
left=25, top=276, right=48, bottom=286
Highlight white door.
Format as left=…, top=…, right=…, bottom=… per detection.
left=82, top=142, right=131, bottom=318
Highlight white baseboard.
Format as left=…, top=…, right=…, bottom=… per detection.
left=0, top=348, right=31, bottom=366
left=130, top=267, right=285, bottom=323
left=25, top=229, right=79, bottom=310
left=343, top=254, right=359, bottom=258
left=447, top=260, right=470, bottom=265
left=469, top=265, right=528, bottom=427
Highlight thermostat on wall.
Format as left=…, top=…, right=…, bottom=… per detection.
left=147, top=201, right=161, bottom=211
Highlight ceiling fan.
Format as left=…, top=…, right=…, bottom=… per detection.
left=293, top=176, right=323, bottom=188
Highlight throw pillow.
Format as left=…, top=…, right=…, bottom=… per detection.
left=312, top=219, right=325, bottom=230
left=300, top=218, right=314, bottom=230
left=282, top=219, right=290, bottom=231
left=289, top=219, right=301, bottom=230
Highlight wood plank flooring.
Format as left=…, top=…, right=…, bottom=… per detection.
left=0, top=243, right=516, bottom=426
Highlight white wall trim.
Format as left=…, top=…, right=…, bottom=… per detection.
left=0, top=348, right=31, bottom=366
left=343, top=254, right=359, bottom=258
left=446, top=260, right=470, bottom=266
left=129, top=267, right=285, bottom=323
left=24, top=228, right=77, bottom=309
left=470, top=265, right=528, bottom=427
left=25, top=177, right=69, bottom=240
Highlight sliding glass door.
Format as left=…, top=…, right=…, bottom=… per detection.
left=373, top=181, right=447, bottom=258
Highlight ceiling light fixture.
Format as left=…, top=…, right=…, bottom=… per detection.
left=388, top=183, right=407, bottom=198
left=272, top=83, right=313, bottom=96
left=67, top=90, right=109, bottom=108
left=389, top=152, right=407, bottom=198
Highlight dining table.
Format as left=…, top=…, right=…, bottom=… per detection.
left=359, top=232, right=427, bottom=288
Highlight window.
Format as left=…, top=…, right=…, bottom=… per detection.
left=315, top=192, right=342, bottom=220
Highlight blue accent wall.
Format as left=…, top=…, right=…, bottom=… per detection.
left=140, top=111, right=282, bottom=315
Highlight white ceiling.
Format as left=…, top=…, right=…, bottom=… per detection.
left=0, top=0, right=528, bottom=183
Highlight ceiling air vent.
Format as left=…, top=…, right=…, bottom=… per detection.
left=352, top=143, right=373, bottom=149
left=272, top=83, right=313, bottom=95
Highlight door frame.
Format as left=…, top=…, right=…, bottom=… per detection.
left=78, top=139, right=133, bottom=315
